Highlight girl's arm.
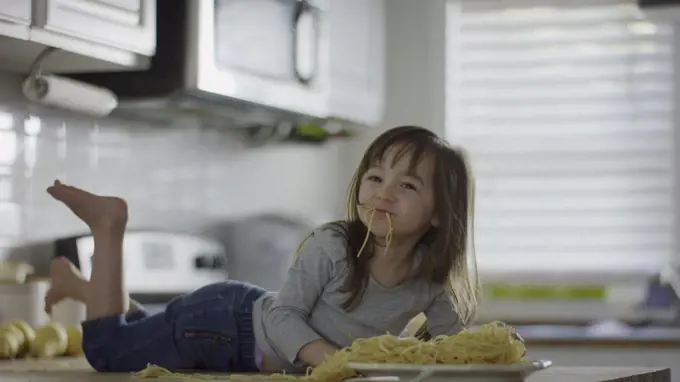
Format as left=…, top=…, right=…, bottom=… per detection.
left=423, top=289, right=464, bottom=337
left=263, top=230, right=341, bottom=366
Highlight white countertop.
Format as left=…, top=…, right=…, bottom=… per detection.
left=516, top=323, right=680, bottom=345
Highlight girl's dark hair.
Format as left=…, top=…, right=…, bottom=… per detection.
left=331, top=126, right=480, bottom=325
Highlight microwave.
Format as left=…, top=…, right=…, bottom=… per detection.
left=69, top=0, right=331, bottom=127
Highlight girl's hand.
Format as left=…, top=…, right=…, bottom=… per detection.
left=509, top=327, right=527, bottom=356
left=298, top=340, right=339, bottom=367
left=510, top=328, right=524, bottom=343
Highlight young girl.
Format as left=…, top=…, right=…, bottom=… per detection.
left=44, top=125, right=479, bottom=373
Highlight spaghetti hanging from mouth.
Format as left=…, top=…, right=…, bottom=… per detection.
left=357, top=206, right=394, bottom=258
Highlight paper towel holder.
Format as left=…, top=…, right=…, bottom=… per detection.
left=25, top=47, right=58, bottom=95
left=22, top=47, right=119, bottom=117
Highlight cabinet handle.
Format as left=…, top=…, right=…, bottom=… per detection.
left=293, top=0, right=319, bottom=85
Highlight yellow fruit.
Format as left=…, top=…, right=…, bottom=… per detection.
left=6, top=320, right=35, bottom=357
left=30, top=323, right=68, bottom=358
left=0, top=326, right=22, bottom=358
left=65, top=326, right=83, bottom=356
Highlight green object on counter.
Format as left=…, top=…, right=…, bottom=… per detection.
left=296, top=122, right=327, bottom=139
left=485, top=283, right=607, bottom=300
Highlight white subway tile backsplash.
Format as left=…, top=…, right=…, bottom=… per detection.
left=0, top=102, right=347, bottom=259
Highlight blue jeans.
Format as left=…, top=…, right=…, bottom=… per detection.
left=81, top=280, right=266, bottom=372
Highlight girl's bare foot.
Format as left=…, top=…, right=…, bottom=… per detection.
left=45, top=257, right=87, bottom=314
left=46, top=180, right=128, bottom=234
left=48, top=181, right=130, bottom=319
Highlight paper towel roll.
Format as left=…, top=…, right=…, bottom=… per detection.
left=22, top=74, right=118, bottom=117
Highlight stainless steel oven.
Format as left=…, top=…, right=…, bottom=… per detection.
left=54, top=231, right=229, bottom=315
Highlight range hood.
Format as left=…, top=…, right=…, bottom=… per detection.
left=66, top=0, right=332, bottom=128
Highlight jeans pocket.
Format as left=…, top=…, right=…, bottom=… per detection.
left=178, top=327, right=237, bottom=371
left=183, top=330, right=233, bottom=345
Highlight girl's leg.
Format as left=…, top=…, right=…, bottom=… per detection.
left=71, top=280, right=267, bottom=372
left=47, top=180, right=128, bottom=320
left=46, top=181, right=267, bottom=372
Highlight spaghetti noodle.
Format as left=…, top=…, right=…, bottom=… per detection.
left=356, top=206, right=395, bottom=258
left=133, top=364, right=300, bottom=380
left=306, top=321, right=525, bottom=381
left=134, top=321, right=525, bottom=381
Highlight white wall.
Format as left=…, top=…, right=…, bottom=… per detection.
left=380, top=0, right=447, bottom=135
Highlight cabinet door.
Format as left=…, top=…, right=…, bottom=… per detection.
left=0, top=0, right=31, bottom=39
left=328, top=0, right=385, bottom=127
left=0, top=0, right=31, bottom=25
left=34, top=0, right=156, bottom=55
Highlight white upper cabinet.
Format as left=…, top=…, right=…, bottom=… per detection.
left=33, top=0, right=156, bottom=55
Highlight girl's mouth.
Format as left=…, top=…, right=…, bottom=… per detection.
left=371, top=209, right=395, bottom=222
left=358, top=205, right=395, bottom=219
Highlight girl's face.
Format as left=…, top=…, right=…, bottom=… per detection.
left=357, top=145, right=438, bottom=239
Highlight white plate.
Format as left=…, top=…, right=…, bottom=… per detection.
left=347, top=360, right=552, bottom=382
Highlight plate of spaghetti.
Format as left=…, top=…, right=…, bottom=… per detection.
left=305, top=321, right=551, bottom=382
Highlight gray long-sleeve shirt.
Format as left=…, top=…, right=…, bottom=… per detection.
left=252, top=226, right=462, bottom=372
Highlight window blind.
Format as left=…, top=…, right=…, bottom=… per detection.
left=446, top=0, right=676, bottom=273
